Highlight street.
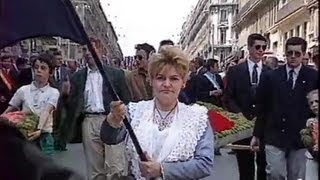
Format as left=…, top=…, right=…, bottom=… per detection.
left=53, top=144, right=239, bottom=180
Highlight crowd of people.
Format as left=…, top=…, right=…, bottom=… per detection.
left=0, top=34, right=318, bottom=180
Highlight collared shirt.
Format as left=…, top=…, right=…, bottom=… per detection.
left=204, top=72, right=221, bottom=90
left=286, top=64, right=302, bottom=88
left=54, top=67, right=62, bottom=81
left=84, top=67, right=105, bottom=113
left=9, top=82, right=60, bottom=133
left=247, top=58, right=263, bottom=84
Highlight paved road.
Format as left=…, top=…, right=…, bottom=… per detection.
left=53, top=144, right=239, bottom=180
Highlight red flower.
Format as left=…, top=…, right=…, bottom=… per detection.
left=208, top=110, right=235, bottom=133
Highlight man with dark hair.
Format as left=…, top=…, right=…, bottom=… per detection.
left=194, top=57, right=207, bottom=75
left=2, top=52, right=60, bottom=155
left=159, top=39, right=174, bottom=47
left=196, top=58, right=224, bottom=107
left=126, top=43, right=156, bottom=101
left=49, top=51, right=72, bottom=151
left=251, top=37, right=318, bottom=180
left=0, top=54, right=19, bottom=113
left=59, top=52, right=131, bottom=180
left=158, top=39, right=174, bottom=51
left=225, top=33, right=270, bottom=180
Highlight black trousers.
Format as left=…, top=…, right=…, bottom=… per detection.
left=234, top=137, right=267, bottom=180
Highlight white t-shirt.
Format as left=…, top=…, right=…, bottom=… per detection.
left=9, top=82, right=60, bottom=133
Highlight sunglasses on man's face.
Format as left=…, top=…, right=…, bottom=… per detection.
left=254, top=45, right=267, bottom=51
left=134, top=55, right=143, bottom=60
left=286, top=51, right=302, bottom=57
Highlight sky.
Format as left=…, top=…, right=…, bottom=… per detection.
left=100, top=0, right=198, bottom=56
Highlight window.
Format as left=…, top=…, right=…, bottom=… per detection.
left=284, top=32, right=288, bottom=42
left=220, top=28, right=227, bottom=44
left=272, top=41, right=278, bottom=53
left=303, top=22, right=307, bottom=39
left=220, top=10, right=227, bottom=22
left=296, top=26, right=300, bottom=37
left=290, top=29, right=294, bottom=37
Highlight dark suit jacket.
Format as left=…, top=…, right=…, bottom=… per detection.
left=17, top=68, right=33, bottom=87
left=50, top=66, right=71, bottom=91
left=195, top=73, right=224, bottom=107
left=60, top=66, right=131, bottom=143
left=179, top=73, right=198, bottom=104
left=224, top=61, right=270, bottom=120
left=253, top=65, right=318, bottom=149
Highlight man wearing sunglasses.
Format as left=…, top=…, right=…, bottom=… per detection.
left=252, top=37, right=318, bottom=180
left=225, top=33, right=270, bottom=180
left=126, top=43, right=155, bottom=102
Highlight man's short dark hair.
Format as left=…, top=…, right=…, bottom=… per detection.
left=247, top=33, right=267, bottom=47
left=285, top=37, right=307, bottom=53
left=205, top=58, right=219, bottom=69
left=194, top=57, right=204, bottom=67
left=159, top=39, right=174, bottom=47
left=32, top=53, right=55, bottom=73
left=135, top=43, right=156, bottom=59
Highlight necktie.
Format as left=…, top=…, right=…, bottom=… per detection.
left=56, top=68, right=60, bottom=81
left=287, top=69, right=294, bottom=89
left=252, top=63, right=258, bottom=85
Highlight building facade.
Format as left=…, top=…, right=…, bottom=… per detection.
left=179, top=0, right=211, bottom=60
left=4, top=0, right=123, bottom=65
left=233, top=0, right=319, bottom=59
left=210, top=0, right=238, bottom=65
left=179, top=0, right=238, bottom=66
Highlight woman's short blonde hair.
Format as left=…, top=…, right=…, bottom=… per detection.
left=148, top=46, right=189, bottom=80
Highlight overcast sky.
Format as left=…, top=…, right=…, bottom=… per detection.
left=100, top=0, right=198, bottom=56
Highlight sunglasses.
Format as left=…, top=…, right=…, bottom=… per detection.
left=254, top=45, right=267, bottom=51
left=286, top=51, right=302, bottom=57
left=134, top=55, right=143, bottom=60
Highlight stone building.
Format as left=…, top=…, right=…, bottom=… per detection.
left=179, top=0, right=211, bottom=60
left=210, top=0, right=238, bottom=65
left=10, top=0, right=123, bottom=65
left=179, top=0, right=238, bottom=66
left=233, top=0, right=319, bottom=59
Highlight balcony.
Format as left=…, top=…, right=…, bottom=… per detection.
left=210, top=0, right=238, bottom=8
left=233, top=0, right=263, bottom=24
left=276, top=0, right=306, bottom=23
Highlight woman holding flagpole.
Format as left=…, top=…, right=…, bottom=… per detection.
left=101, top=46, right=214, bottom=180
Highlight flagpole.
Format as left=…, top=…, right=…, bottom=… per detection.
left=65, top=0, right=148, bottom=162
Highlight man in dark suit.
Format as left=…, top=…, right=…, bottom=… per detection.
left=224, top=33, right=270, bottom=180
left=51, top=51, right=71, bottom=90
left=251, top=37, right=318, bottom=180
left=196, top=58, right=224, bottom=107
left=0, top=55, right=19, bottom=114
left=50, top=51, right=72, bottom=151
left=59, top=52, right=131, bottom=180
left=17, top=67, right=33, bottom=87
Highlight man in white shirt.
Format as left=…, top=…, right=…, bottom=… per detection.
left=252, top=37, right=318, bottom=180
left=2, top=53, right=60, bottom=155
left=225, top=33, right=271, bottom=180
left=60, top=52, right=131, bottom=180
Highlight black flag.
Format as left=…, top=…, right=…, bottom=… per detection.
left=0, top=0, right=148, bottom=163
left=0, top=0, right=86, bottom=49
